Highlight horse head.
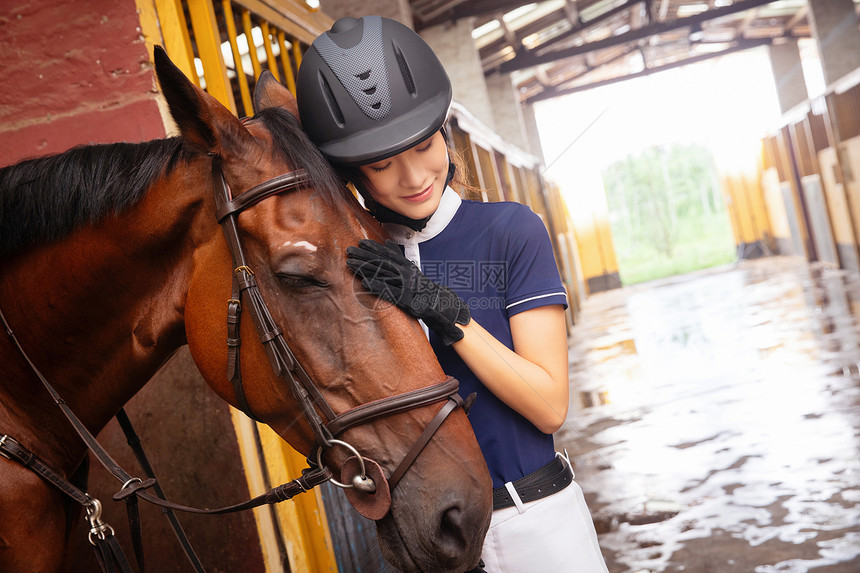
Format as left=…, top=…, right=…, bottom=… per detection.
left=154, top=48, right=492, bottom=571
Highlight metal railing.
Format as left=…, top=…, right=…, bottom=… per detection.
left=155, top=0, right=330, bottom=117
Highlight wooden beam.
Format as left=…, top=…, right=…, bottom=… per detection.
left=417, top=0, right=471, bottom=23
left=530, top=0, right=641, bottom=55
left=497, top=13, right=525, bottom=61
left=526, top=37, right=773, bottom=103
left=737, top=7, right=760, bottom=39
left=784, top=6, right=808, bottom=33
left=656, top=0, right=670, bottom=22
left=499, top=0, right=779, bottom=73
left=235, top=0, right=331, bottom=44
left=415, top=0, right=539, bottom=29
left=563, top=0, right=580, bottom=25
left=499, top=15, right=519, bottom=46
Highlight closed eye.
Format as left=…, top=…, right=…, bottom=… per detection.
left=276, top=273, right=329, bottom=290
left=415, top=139, right=433, bottom=153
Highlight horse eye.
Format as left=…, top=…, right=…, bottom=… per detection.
left=277, top=273, right=327, bottom=290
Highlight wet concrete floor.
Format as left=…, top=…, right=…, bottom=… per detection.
left=557, top=256, right=860, bottom=572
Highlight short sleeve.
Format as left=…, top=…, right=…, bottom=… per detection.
left=503, top=205, right=568, bottom=316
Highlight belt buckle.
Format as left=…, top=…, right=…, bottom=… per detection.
left=0, top=434, right=15, bottom=459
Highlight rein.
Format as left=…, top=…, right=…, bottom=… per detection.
left=0, top=161, right=473, bottom=573
left=0, top=304, right=332, bottom=573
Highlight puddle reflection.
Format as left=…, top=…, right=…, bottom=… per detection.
left=558, top=257, right=860, bottom=572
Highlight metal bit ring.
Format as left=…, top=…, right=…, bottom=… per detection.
left=316, top=439, right=370, bottom=490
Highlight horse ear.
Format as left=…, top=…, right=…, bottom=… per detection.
left=254, top=70, right=300, bottom=120
left=153, top=45, right=251, bottom=156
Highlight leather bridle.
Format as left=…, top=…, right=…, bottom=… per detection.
left=212, top=162, right=473, bottom=500
left=0, top=161, right=474, bottom=573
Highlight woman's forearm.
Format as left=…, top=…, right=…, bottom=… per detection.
left=451, top=306, right=569, bottom=434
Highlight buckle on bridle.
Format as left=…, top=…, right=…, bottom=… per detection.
left=0, top=434, right=13, bottom=459
left=234, top=265, right=254, bottom=277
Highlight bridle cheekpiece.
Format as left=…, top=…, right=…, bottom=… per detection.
left=211, top=162, right=473, bottom=517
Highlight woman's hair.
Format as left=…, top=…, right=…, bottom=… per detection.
left=447, top=146, right=483, bottom=201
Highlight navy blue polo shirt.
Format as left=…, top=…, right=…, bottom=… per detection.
left=384, top=188, right=568, bottom=488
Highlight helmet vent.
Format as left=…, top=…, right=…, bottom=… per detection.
left=312, top=16, right=392, bottom=120
left=320, top=73, right=345, bottom=126
left=392, top=42, right=416, bottom=96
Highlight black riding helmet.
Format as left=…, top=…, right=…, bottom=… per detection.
left=296, top=16, right=452, bottom=167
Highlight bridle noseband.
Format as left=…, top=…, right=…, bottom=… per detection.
left=212, top=162, right=473, bottom=508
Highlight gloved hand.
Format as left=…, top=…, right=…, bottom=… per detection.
left=346, top=239, right=470, bottom=345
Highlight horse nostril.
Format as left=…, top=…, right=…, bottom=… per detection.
left=418, top=499, right=488, bottom=571
left=438, top=504, right=468, bottom=555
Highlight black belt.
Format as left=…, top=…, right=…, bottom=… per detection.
left=492, top=455, right=573, bottom=511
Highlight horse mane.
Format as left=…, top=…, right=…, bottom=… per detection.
left=254, top=106, right=351, bottom=207
left=0, top=107, right=352, bottom=258
left=0, top=137, right=190, bottom=257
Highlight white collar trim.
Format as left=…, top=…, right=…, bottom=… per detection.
left=382, top=186, right=462, bottom=245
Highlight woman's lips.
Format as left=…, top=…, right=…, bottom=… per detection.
left=402, top=184, right=433, bottom=202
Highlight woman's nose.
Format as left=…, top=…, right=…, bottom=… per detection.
left=398, top=160, right=425, bottom=188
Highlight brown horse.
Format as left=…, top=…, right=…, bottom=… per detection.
left=0, top=48, right=491, bottom=573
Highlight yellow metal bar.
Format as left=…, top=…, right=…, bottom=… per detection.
left=761, top=165, right=790, bottom=243
left=594, top=193, right=619, bottom=275
left=276, top=31, right=296, bottom=94
left=292, top=40, right=303, bottom=70
left=839, top=138, right=860, bottom=249
left=259, top=21, right=280, bottom=81
left=186, top=0, right=236, bottom=112
left=222, top=0, right=253, bottom=116
left=134, top=0, right=160, bottom=57
left=241, top=9, right=262, bottom=80
left=229, top=411, right=287, bottom=572
left=136, top=0, right=181, bottom=134
left=153, top=0, right=199, bottom=86
left=566, top=172, right=619, bottom=291
left=257, top=425, right=338, bottom=573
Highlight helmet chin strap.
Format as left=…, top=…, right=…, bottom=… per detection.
left=445, top=157, right=456, bottom=187
left=365, top=198, right=432, bottom=232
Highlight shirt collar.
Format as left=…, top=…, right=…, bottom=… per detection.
left=382, top=186, right=462, bottom=245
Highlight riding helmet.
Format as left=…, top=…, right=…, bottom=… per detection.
left=296, top=16, right=452, bottom=167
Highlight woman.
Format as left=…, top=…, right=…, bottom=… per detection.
left=297, top=15, right=608, bottom=572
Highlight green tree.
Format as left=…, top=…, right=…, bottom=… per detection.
left=602, top=143, right=735, bottom=284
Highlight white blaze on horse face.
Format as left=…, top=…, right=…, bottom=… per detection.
left=281, top=240, right=318, bottom=252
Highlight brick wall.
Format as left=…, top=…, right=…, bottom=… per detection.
left=0, top=0, right=165, bottom=167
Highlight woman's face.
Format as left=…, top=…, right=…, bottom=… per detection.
left=359, top=131, right=448, bottom=220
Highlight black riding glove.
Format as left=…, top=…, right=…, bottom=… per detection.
left=346, top=239, right=471, bottom=346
